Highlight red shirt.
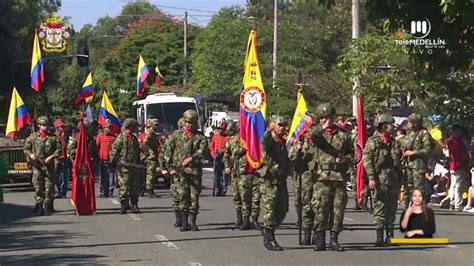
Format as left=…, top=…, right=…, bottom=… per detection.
left=96, top=133, right=116, bottom=161
left=448, top=136, right=468, bottom=171
left=210, top=133, right=229, bottom=157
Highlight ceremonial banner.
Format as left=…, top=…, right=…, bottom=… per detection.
left=356, top=96, right=367, bottom=203
left=71, top=117, right=96, bottom=215
left=75, top=72, right=94, bottom=105
left=287, top=91, right=312, bottom=147
left=98, top=91, right=121, bottom=134
left=239, top=30, right=267, bottom=173
left=136, top=54, right=149, bottom=97
left=30, top=30, right=45, bottom=92
left=6, top=87, right=31, bottom=138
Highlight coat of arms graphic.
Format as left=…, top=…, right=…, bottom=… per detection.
left=38, top=14, right=71, bottom=53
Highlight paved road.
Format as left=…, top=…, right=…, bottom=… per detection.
left=1, top=169, right=472, bottom=265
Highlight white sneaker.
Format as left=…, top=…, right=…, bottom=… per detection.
left=468, top=208, right=474, bottom=213
left=463, top=206, right=472, bottom=212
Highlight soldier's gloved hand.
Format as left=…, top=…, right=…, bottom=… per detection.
left=225, top=167, right=231, bottom=175
left=368, top=179, right=376, bottom=190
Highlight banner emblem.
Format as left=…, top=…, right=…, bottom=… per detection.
left=240, top=86, right=265, bottom=113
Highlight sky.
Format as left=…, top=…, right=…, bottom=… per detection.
left=58, top=0, right=248, bottom=30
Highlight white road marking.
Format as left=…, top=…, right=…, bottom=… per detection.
left=189, top=263, right=202, bottom=266
left=129, top=213, right=142, bottom=221
left=344, top=217, right=355, bottom=221
left=110, top=199, right=120, bottom=205
left=448, top=244, right=458, bottom=248
left=155, top=234, right=179, bottom=250
left=203, top=167, right=213, bottom=172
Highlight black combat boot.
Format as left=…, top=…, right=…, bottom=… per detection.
left=35, top=203, right=44, bottom=216
left=180, top=210, right=190, bottom=231
left=263, top=228, right=283, bottom=251
left=235, top=209, right=243, bottom=226
left=375, top=227, right=384, bottom=247
left=43, top=203, right=51, bottom=216
left=251, top=216, right=261, bottom=230
left=329, top=231, right=345, bottom=252
left=190, top=212, right=200, bottom=231
left=240, top=216, right=252, bottom=230
left=119, top=200, right=127, bottom=214
left=174, top=211, right=182, bottom=227
left=313, top=230, right=326, bottom=251
left=130, top=203, right=141, bottom=214
left=148, top=189, right=156, bottom=198
left=385, top=226, right=394, bottom=246
left=301, top=228, right=312, bottom=245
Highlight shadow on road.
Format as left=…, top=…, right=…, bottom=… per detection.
left=0, top=253, right=107, bottom=265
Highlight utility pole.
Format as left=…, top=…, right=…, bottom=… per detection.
left=183, top=11, right=188, bottom=85
left=273, top=0, right=278, bottom=94
left=352, top=0, right=360, bottom=117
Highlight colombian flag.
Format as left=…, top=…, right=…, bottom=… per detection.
left=6, top=87, right=32, bottom=138
left=98, top=91, right=121, bottom=134
left=75, top=72, right=94, bottom=106
left=287, top=91, right=313, bottom=147
left=30, top=30, right=44, bottom=92
left=239, top=30, right=267, bottom=173
left=136, top=54, right=149, bottom=97
left=154, top=65, right=163, bottom=84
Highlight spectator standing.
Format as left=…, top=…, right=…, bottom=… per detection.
left=96, top=121, right=117, bottom=198
left=209, top=120, right=230, bottom=196
left=54, top=119, right=69, bottom=198
left=447, top=125, right=470, bottom=211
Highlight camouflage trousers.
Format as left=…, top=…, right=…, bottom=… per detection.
left=179, top=174, right=202, bottom=214
left=352, top=174, right=369, bottom=204
left=312, top=180, right=347, bottom=233
left=145, top=160, right=157, bottom=191
left=292, top=171, right=316, bottom=229
left=231, top=176, right=242, bottom=210
left=32, top=165, right=55, bottom=204
left=373, top=184, right=399, bottom=229
left=239, top=174, right=261, bottom=218
left=117, top=168, right=139, bottom=203
left=262, top=178, right=288, bottom=230
left=170, top=174, right=181, bottom=211
left=405, top=168, right=427, bottom=202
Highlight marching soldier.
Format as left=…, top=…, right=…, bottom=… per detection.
left=109, top=118, right=141, bottom=214
left=310, top=103, right=353, bottom=252
left=24, top=116, right=61, bottom=216
left=402, top=113, right=432, bottom=207
left=258, top=116, right=290, bottom=251
left=363, top=113, right=402, bottom=246
left=224, top=121, right=244, bottom=226
left=289, top=125, right=317, bottom=245
left=162, top=118, right=185, bottom=227
left=142, top=118, right=160, bottom=198
left=167, top=110, right=208, bottom=231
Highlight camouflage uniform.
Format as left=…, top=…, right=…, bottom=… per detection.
left=224, top=134, right=243, bottom=223
left=109, top=118, right=141, bottom=214
left=258, top=116, right=290, bottom=251
left=363, top=114, right=402, bottom=246
left=167, top=110, right=208, bottom=231
left=23, top=116, right=61, bottom=215
left=142, top=119, right=160, bottom=197
left=288, top=132, right=317, bottom=245
left=310, top=103, right=353, bottom=252
left=162, top=120, right=185, bottom=225
left=402, top=113, right=432, bottom=205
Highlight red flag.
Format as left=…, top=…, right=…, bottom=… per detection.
left=356, top=95, right=367, bottom=203
left=71, top=116, right=96, bottom=215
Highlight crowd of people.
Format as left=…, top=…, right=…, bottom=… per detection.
left=17, top=103, right=473, bottom=252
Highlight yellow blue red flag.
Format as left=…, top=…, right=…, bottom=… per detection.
left=239, top=30, right=267, bottom=172
left=6, top=87, right=32, bottom=138
left=154, top=65, right=163, bottom=84
left=98, top=91, right=121, bottom=134
left=30, top=30, right=44, bottom=92
left=136, top=54, right=149, bottom=97
left=75, top=72, right=94, bottom=106
left=287, top=91, right=313, bottom=147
